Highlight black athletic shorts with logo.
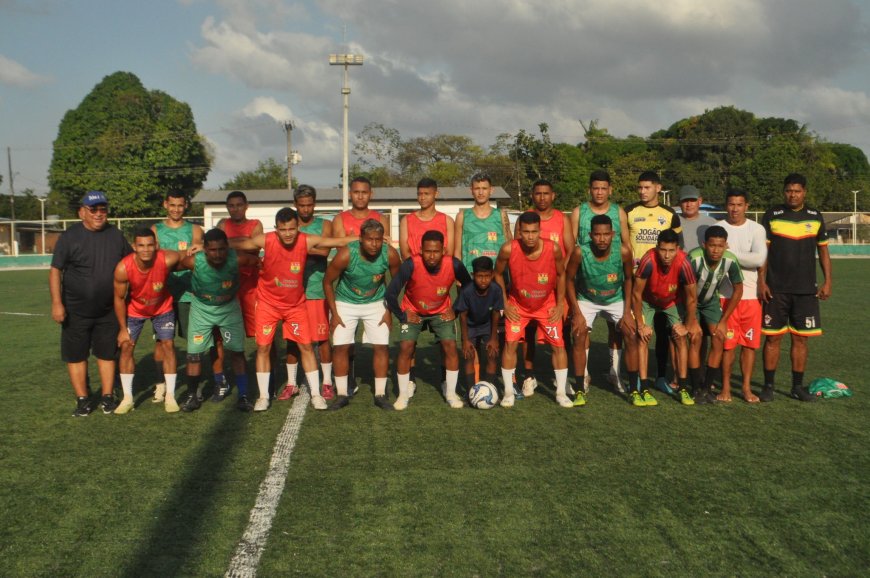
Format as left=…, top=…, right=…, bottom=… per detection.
left=762, top=293, right=822, bottom=337
left=61, top=310, right=119, bottom=362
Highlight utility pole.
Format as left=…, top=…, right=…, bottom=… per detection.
left=283, top=121, right=295, bottom=190
left=6, top=147, right=14, bottom=220
left=329, top=53, right=364, bottom=210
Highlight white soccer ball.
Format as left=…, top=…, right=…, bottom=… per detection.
left=468, top=381, right=499, bottom=409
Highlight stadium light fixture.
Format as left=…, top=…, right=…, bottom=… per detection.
left=329, top=53, right=364, bottom=210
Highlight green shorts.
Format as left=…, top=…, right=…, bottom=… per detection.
left=641, top=302, right=682, bottom=328
left=679, top=300, right=722, bottom=326
left=397, top=314, right=457, bottom=342
left=187, top=299, right=245, bottom=354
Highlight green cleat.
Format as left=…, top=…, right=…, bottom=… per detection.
left=573, top=391, right=587, bottom=407
left=630, top=391, right=646, bottom=407
left=641, top=389, right=658, bottom=407
left=678, top=388, right=695, bottom=406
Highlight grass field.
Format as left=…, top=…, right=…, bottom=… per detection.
left=0, top=263, right=867, bottom=577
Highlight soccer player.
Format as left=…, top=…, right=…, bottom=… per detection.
left=759, top=173, right=832, bottom=402
left=715, top=190, right=768, bottom=403
left=514, top=179, right=574, bottom=398
left=228, top=208, right=354, bottom=411
left=385, top=230, right=471, bottom=410
left=176, top=229, right=259, bottom=412
left=496, top=211, right=571, bottom=408
left=323, top=219, right=401, bottom=410
left=50, top=191, right=132, bottom=416
left=399, top=177, right=455, bottom=259
left=331, top=176, right=391, bottom=237
left=454, top=172, right=512, bottom=272
left=686, top=226, right=744, bottom=404
left=217, top=191, right=263, bottom=338
left=454, top=256, right=505, bottom=392
left=282, top=184, right=334, bottom=401
left=113, top=227, right=184, bottom=414
left=631, top=229, right=700, bottom=406
left=151, top=191, right=206, bottom=403
left=565, top=214, right=636, bottom=406
left=625, top=171, right=683, bottom=395
left=677, top=185, right=716, bottom=252
left=570, top=169, right=631, bottom=392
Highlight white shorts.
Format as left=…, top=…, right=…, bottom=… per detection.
left=578, top=299, right=623, bottom=329
left=332, top=301, right=391, bottom=346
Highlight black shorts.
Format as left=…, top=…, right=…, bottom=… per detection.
left=61, top=310, right=119, bottom=363
left=762, top=293, right=822, bottom=337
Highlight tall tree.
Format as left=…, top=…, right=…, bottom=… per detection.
left=222, top=158, right=295, bottom=190
left=48, top=72, right=210, bottom=216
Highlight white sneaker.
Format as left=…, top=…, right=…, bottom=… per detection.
left=165, top=397, right=180, bottom=413
left=152, top=383, right=166, bottom=403
left=556, top=394, right=573, bottom=408
left=408, top=381, right=416, bottom=398
left=393, top=395, right=410, bottom=411
left=310, top=395, right=327, bottom=410
left=445, top=396, right=463, bottom=409
left=608, top=370, right=624, bottom=393
left=115, top=398, right=134, bottom=415
left=500, top=395, right=515, bottom=408
left=254, top=398, right=270, bottom=412
left=521, top=377, right=538, bottom=397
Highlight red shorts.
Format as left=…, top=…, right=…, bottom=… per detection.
left=238, top=274, right=259, bottom=337
left=505, top=300, right=565, bottom=347
left=721, top=297, right=762, bottom=350
left=306, top=299, right=330, bottom=343
left=254, top=299, right=312, bottom=346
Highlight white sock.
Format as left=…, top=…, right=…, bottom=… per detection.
left=321, top=362, right=333, bottom=385
left=501, top=368, right=515, bottom=397
left=306, top=370, right=320, bottom=396
left=445, top=370, right=460, bottom=399
left=256, top=372, right=270, bottom=400
left=165, top=374, right=177, bottom=398
left=286, top=363, right=298, bottom=385
left=375, top=377, right=387, bottom=396
left=584, top=348, right=590, bottom=376
left=555, top=368, right=569, bottom=396
left=335, top=375, right=348, bottom=397
left=397, top=373, right=410, bottom=397
left=611, top=348, right=622, bottom=375
left=120, top=374, right=134, bottom=399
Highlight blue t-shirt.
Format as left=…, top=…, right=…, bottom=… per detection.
left=453, top=282, right=504, bottom=338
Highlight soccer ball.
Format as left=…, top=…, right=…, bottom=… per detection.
left=468, top=381, right=499, bottom=409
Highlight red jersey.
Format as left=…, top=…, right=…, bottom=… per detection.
left=530, top=209, right=569, bottom=258
left=637, top=248, right=695, bottom=309
left=508, top=239, right=557, bottom=311
left=257, top=231, right=309, bottom=308
left=406, top=211, right=448, bottom=257
left=339, top=209, right=382, bottom=236
left=123, top=251, right=173, bottom=318
left=223, top=218, right=262, bottom=278
left=400, top=254, right=455, bottom=315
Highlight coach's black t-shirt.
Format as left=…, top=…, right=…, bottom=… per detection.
left=454, top=282, right=504, bottom=338
left=51, top=222, right=132, bottom=318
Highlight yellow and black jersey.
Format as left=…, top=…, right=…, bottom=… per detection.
left=624, top=202, right=682, bottom=267
left=761, top=204, right=828, bottom=294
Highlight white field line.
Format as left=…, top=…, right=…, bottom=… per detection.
left=225, top=389, right=310, bottom=578
left=0, top=311, right=45, bottom=316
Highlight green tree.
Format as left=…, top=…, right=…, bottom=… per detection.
left=48, top=71, right=210, bottom=216
left=222, top=158, right=294, bottom=190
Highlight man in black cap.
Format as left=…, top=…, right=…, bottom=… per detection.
left=677, top=185, right=716, bottom=252
left=50, top=191, right=132, bottom=416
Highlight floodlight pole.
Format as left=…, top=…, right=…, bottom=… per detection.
left=852, top=190, right=861, bottom=245
left=661, top=189, right=671, bottom=207
left=38, top=197, right=47, bottom=254
left=329, top=53, right=363, bottom=210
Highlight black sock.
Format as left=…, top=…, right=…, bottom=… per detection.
left=627, top=371, right=640, bottom=392
left=409, top=366, right=416, bottom=383
left=689, top=367, right=704, bottom=392
left=792, top=371, right=804, bottom=389
left=764, top=369, right=776, bottom=388
left=704, top=366, right=719, bottom=389
left=187, top=375, right=200, bottom=396
left=465, top=373, right=476, bottom=388
left=575, top=375, right=585, bottom=389
left=677, top=376, right=689, bottom=390
left=483, top=372, right=497, bottom=384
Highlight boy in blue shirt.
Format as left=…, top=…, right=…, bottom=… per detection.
left=454, top=257, right=504, bottom=394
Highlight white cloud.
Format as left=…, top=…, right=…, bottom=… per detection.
left=0, top=54, right=50, bottom=88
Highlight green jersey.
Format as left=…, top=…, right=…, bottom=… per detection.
left=335, top=241, right=390, bottom=305
left=460, top=207, right=506, bottom=271
left=577, top=202, right=621, bottom=250
left=191, top=250, right=239, bottom=306
left=300, top=217, right=327, bottom=300
left=576, top=244, right=624, bottom=305
left=155, top=220, right=195, bottom=303
left=687, top=247, right=743, bottom=305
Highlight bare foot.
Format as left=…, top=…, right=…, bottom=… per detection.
left=716, top=393, right=732, bottom=402
left=743, top=390, right=760, bottom=403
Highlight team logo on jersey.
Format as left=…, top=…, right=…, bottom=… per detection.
left=658, top=215, right=667, bottom=226
left=510, top=324, right=520, bottom=333
left=607, top=273, right=618, bottom=283
left=726, top=329, right=735, bottom=340
left=550, top=233, right=560, bottom=243
left=537, top=273, right=549, bottom=284
left=221, top=280, right=233, bottom=289
left=668, top=284, right=678, bottom=293
left=436, top=286, right=448, bottom=296
left=372, top=274, right=383, bottom=283
left=177, top=241, right=188, bottom=250
left=152, top=282, right=164, bottom=292
left=193, top=334, right=204, bottom=345
left=262, top=325, right=273, bottom=336
left=805, top=223, right=813, bottom=233
left=488, top=232, right=498, bottom=242
left=470, top=249, right=479, bottom=256
left=290, top=262, right=301, bottom=274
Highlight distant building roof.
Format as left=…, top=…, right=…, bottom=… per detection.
left=192, top=187, right=511, bottom=205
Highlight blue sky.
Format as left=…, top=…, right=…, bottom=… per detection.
left=2, top=0, right=869, bottom=197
